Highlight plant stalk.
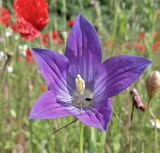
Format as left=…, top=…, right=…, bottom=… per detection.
left=79, top=122, right=84, bottom=153
left=148, top=98, right=158, bottom=153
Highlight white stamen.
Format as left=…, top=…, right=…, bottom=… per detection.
left=75, top=74, right=85, bottom=95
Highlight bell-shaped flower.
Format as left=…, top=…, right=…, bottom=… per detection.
left=29, top=14, right=151, bottom=131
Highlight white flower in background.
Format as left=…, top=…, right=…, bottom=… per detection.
left=18, top=44, right=28, bottom=56
left=0, top=51, right=5, bottom=58
left=7, top=65, right=13, bottom=73
left=62, top=31, right=67, bottom=41
left=0, top=51, right=6, bottom=62
left=5, top=27, right=13, bottom=37
left=14, top=35, right=19, bottom=40
left=150, top=119, right=160, bottom=129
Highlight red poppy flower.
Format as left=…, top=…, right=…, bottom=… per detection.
left=41, top=85, right=46, bottom=92
left=52, top=31, right=63, bottom=44
left=133, top=42, right=145, bottom=52
left=138, top=32, right=145, bottom=41
left=42, top=31, right=63, bottom=46
left=13, top=0, right=48, bottom=40
left=125, top=41, right=145, bottom=53
left=152, top=40, right=160, bottom=52
left=42, top=33, right=49, bottom=46
left=105, top=39, right=115, bottom=48
left=67, top=19, right=74, bottom=27
left=26, top=48, right=34, bottom=63
left=11, top=24, right=18, bottom=32
left=0, top=7, right=11, bottom=26
left=153, top=32, right=159, bottom=39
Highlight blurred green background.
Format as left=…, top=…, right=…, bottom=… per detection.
left=0, top=0, right=160, bottom=153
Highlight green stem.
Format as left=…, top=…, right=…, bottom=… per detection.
left=62, top=0, right=67, bottom=30
left=78, top=0, right=84, bottom=12
left=79, top=122, right=84, bottom=153
left=89, top=128, right=97, bottom=153
left=99, top=132, right=106, bottom=153
left=29, top=121, right=33, bottom=153
left=148, top=98, right=158, bottom=153
left=112, top=0, right=119, bottom=56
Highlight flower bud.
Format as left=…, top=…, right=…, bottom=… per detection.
left=130, top=88, right=146, bottom=111
left=146, top=71, right=160, bottom=99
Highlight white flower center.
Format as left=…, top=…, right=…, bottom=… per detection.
left=75, top=74, right=85, bottom=94
left=72, top=74, right=92, bottom=109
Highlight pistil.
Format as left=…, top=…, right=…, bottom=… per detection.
left=75, top=74, right=85, bottom=95
left=72, top=74, right=92, bottom=109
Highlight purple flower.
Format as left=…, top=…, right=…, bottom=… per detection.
left=29, top=14, right=151, bottom=131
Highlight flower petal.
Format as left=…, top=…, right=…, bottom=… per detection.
left=76, top=99, right=112, bottom=131
left=29, top=91, right=77, bottom=119
left=14, top=0, right=48, bottom=30
left=15, top=17, right=41, bottom=40
left=65, top=14, right=102, bottom=86
left=14, top=0, right=48, bottom=40
left=93, top=55, right=151, bottom=101
left=32, top=48, right=73, bottom=101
